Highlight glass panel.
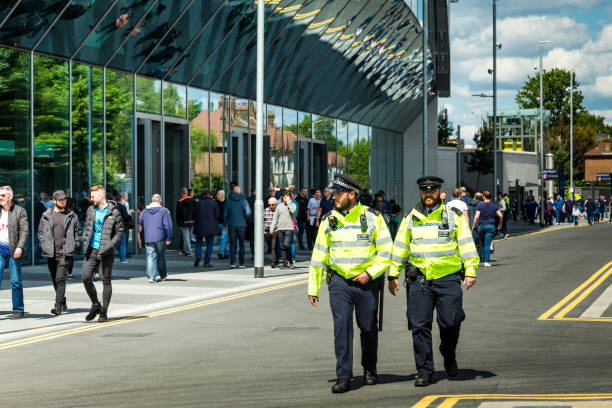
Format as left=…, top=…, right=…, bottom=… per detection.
left=163, top=81, right=186, bottom=119
left=215, top=0, right=299, bottom=94
left=336, top=120, right=347, bottom=176
left=73, top=0, right=157, bottom=64
left=37, top=1, right=122, bottom=59
left=297, top=111, right=311, bottom=138
left=358, top=124, right=370, bottom=189
left=105, top=70, right=134, bottom=205
left=267, top=104, right=282, bottom=188
left=230, top=97, right=249, bottom=130
left=108, top=0, right=194, bottom=73
left=366, top=126, right=372, bottom=191
left=33, top=55, right=70, bottom=262
left=169, top=0, right=251, bottom=86
left=209, top=91, right=226, bottom=193
left=0, top=1, right=69, bottom=49
left=0, top=48, right=31, bottom=263
left=138, top=0, right=224, bottom=79
left=347, top=122, right=359, bottom=182
left=136, top=75, right=161, bottom=114
left=282, top=107, right=297, bottom=189
left=232, top=0, right=325, bottom=99
left=188, top=87, right=210, bottom=197
left=71, top=64, right=103, bottom=228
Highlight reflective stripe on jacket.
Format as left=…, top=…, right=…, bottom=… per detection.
left=389, top=202, right=479, bottom=280
left=307, top=203, right=393, bottom=296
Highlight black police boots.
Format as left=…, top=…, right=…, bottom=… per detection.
left=364, top=370, right=377, bottom=385
left=440, top=346, right=459, bottom=377
left=331, top=378, right=350, bottom=393
left=414, top=374, right=433, bottom=387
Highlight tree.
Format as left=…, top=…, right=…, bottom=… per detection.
left=549, top=120, right=598, bottom=180
left=437, top=110, right=454, bottom=146
left=515, top=68, right=585, bottom=128
left=576, top=112, right=612, bottom=136
left=467, top=126, right=493, bottom=191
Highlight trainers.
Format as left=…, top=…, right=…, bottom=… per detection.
left=85, top=303, right=101, bottom=321
left=120, top=260, right=128, bottom=264
left=51, top=303, right=65, bottom=316
left=229, top=264, right=236, bottom=269
left=148, top=278, right=155, bottom=283
left=98, top=312, right=108, bottom=323
left=193, top=257, right=201, bottom=267
left=8, top=311, right=24, bottom=320
left=238, top=265, right=247, bottom=269
left=289, top=262, right=296, bottom=269
left=160, top=276, right=167, bottom=281
left=504, top=233, right=509, bottom=239
left=484, top=262, right=491, bottom=267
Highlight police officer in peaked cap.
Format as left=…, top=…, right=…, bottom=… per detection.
left=307, top=174, right=393, bottom=393
left=387, top=176, right=479, bottom=387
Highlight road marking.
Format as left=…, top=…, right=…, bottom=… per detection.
left=538, top=261, right=612, bottom=321
left=498, top=222, right=592, bottom=242
left=581, top=282, right=612, bottom=318
left=0, top=279, right=307, bottom=351
left=413, top=394, right=612, bottom=408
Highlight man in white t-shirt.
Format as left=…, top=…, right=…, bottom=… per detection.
left=306, top=189, right=322, bottom=251
left=447, top=187, right=469, bottom=223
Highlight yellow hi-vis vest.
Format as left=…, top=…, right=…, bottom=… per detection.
left=307, top=203, right=393, bottom=297
left=389, top=203, right=479, bottom=280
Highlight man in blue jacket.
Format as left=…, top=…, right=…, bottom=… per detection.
left=223, top=185, right=251, bottom=268
left=193, top=190, right=220, bottom=268
left=139, top=194, right=173, bottom=282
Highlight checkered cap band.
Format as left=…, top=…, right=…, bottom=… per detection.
left=332, top=178, right=360, bottom=192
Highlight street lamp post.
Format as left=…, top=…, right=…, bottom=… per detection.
left=422, top=0, right=429, bottom=176
left=492, top=0, right=497, bottom=197
left=254, top=0, right=264, bottom=278
left=569, top=70, right=574, bottom=201
left=539, top=40, right=551, bottom=227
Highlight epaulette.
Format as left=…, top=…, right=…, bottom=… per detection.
left=450, top=207, right=463, bottom=217
left=321, top=211, right=333, bottom=220
left=367, top=207, right=380, bottom=216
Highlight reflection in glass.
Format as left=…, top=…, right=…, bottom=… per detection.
left=188, top=87, right=210, bottom=196
left=163, top=81, right=186, bottom=119
left=282, top=107, right=297, bottom=188
left=0, top=48, right=31, bottom=262
left=267, top=104, right=283, bottom=188
left=136, top=76, right=161, bottom=114
left=347, top=122, right=359, bottom=182
left=105, top=70, right=134, bottom=201
left=297, top=111, right=312, bottom=138
left=336, top=120, right=347, bottom=177
left=206, top=91, right=226, bottom=193
left=358, top=124, right=370, bottom=189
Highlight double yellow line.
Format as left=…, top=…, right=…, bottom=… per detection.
left=0, top=279, right=307, bottom=351
left=538, top=261, right=612, bottom=322
left=414, top=394, right=612, bottom=408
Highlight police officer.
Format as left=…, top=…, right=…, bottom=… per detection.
left=388, top=176, right=479, bottom=387
left=308, top=174, right=393, bottom=394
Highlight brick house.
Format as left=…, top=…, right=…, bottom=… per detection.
left=584, top=139, right=612, bottom=180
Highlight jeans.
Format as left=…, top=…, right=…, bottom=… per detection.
left=265, top=231, right=277, bottom=265
left=179, top=225, right=193, bottom=255
left=0, top=254, right=24, bottom=312
left=296, top=220, right=308, bottom=250
left=145, top=241, right=167, bottom=280
left=290, top=230, right=295, bottom=262
left=195, top=235, right=215, bottom=265
left=477, top=224, right=496, bottom=263
left=82, top=248, right=114, bottom=312
left=218, top=224, right=228, bottom=256
left=48, top=254, right=70, bottom=305
left=555, top=211, right=561, bottom=224
left=587, top=211, right=594, bottom=224
left=229, top=226, right=246, bottom=265
left=119, top=232, right=128, bottom=261
left=277, top=230, right=292, bottom=265
left=574, top=215, right=579, bottom=225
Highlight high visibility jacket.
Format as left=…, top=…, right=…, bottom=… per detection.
left=389, top=202, right=479, bottom=280
left=308, top=203, right=393, bottom=297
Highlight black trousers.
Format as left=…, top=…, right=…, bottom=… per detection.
left=276, top=230, right=292, bottom=265
left=328, top=273, right=379, bottom=379
left=296, top=220, right=308, bottom=250
left=307, top=224, right=318, bottom=250
left=408, top=273, right=465, bottom=375
left=47, top=254, right=71, bottom=305
left=82, top=248, right=114, bottom=312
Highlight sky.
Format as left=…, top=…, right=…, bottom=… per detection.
left=440, top=0, right=612, bottom=146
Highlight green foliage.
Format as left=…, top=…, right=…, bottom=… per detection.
left=313, top=116, right=337, bottom=150
left=549, top=120, right=598, bottom=180
left=284, top=113, right=312, bottom=137
left=437, top=110, right=454, bottom=146
left=515, top=68, right=585, bottom=128
left=190, top=124, right=218, bottom=157
left=576, top=112, right=612, bottom=136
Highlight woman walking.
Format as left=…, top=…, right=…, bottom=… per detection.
left=472, top=190, right=503, bottom=267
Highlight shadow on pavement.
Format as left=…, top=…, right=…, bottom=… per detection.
left=446, top=368, right=497, bottom=382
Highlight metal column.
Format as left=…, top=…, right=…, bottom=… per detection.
left=492, top=0, right=498, bottom=197
left=254, top=0, right=265, bottom=278
left=422, top=0, right=428, bottom=176
left=456, top=125, right=461, bottom=187
left=569, top=71, right=574, bottom=201
left=539, top=44, right=545, bottom=226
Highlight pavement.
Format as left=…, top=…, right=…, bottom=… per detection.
left=1, top=221, right=612, bottom=407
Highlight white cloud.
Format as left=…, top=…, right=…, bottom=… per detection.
left=590, top=110, right=612, bottom=124
left=583, top=75, right=612, bottom=98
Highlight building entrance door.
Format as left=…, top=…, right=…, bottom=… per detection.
left=136, top=118, right=162, bottom=209
left=228, top=131, right=270, bottom=194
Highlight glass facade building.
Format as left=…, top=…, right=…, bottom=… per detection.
left=486, top=109, right=551, bottom=153
left=0, top=0, right=445, bottom=264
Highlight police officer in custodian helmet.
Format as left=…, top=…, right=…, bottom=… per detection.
left=307, top=174, right=393, bottom=394
left=388, top=176, right=479, bottom=387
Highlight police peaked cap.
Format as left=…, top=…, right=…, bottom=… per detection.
left=417, top=176, right=444, bottom=191
left=331, top=174, right=361, bottom=193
